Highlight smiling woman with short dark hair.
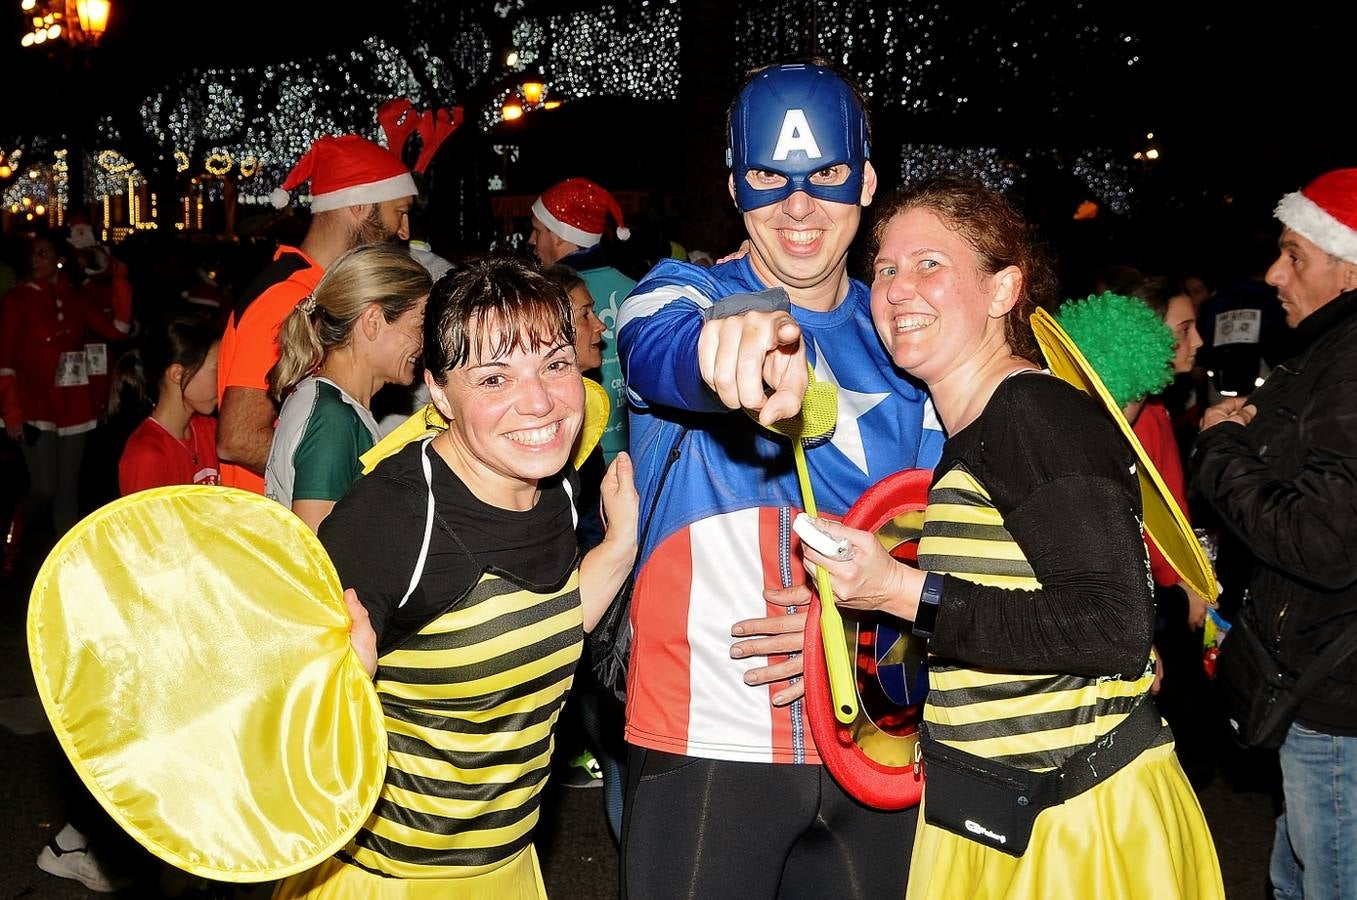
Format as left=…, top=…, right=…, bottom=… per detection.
left=272, top=254, right=638, bottom=900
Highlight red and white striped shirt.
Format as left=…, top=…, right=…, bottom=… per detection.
left=626, top=507, right=822, bottom=764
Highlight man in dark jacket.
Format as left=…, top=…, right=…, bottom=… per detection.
left=1193, top=168, right=1357, bottom=900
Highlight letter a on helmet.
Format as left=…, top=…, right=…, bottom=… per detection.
left=772, top=110, right=823, bottom=162
left=727, top=63, right=870, bottom=212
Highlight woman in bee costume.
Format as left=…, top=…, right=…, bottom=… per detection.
left=792, top=179, right=1223, bottom=899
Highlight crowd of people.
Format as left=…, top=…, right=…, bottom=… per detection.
left=2, top=59, right=1355, bottom=900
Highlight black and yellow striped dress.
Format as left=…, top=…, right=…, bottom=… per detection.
left=905, top=373, right=1222, bottom=900
left=275, top=441, right=583, bottom=899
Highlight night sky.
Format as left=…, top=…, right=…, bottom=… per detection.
left=3, top=0, right=1352, bottom=274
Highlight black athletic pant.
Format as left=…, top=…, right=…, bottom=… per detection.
left=621, top=745, right=916, bottom=900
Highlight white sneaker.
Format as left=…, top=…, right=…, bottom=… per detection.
left=36, top=839, right=132, bottom=893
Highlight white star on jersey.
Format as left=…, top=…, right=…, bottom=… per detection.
left=812, top=339, right=890, bottom=474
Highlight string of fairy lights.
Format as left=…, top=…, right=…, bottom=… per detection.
left=735, top=0, right=1141, bottom=120
left=899, top=145, right=1021, bottom=192
left=897, top=144, right=1142, bottom=215
left=134, top=37, right=436, bottom=204
left=5, top=0, right=1155, bottom=228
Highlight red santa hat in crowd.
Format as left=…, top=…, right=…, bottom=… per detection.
left=1275, top=168, right=1357, bottom=265
left=67, top=214, right=99, bottom=250
left=270, top=135, right=417, bottom=212
left=532, top=178, right=631, bottom=248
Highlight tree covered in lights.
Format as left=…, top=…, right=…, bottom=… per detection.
left=81, top=1, right=683, bottom=246
left=118, top=1, right=685, bottom=194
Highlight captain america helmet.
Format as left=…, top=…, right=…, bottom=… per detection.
left=726, top=63, right=871, bottom=212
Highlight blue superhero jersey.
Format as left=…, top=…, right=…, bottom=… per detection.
left=618, top=255, right=945, bottom=569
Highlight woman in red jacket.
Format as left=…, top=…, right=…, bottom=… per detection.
left=15, top=234, right=136, bottom=893
left=0, top=234, right=131, bottom=536
left=37, top=312, right=219, bottom=894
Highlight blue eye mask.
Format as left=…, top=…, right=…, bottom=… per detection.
left=726, top=63, right=871, bottom=212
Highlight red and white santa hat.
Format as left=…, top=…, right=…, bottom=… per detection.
left=67, top=214, right=99, bottom=250
left=1275, top=168, right=1357, bottom=265
left=270, top=134, right=417, bottom=213
left=532, top=178, right=630, bottom=247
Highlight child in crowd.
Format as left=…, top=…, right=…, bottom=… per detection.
left=114, top=313, right=222, bottom=494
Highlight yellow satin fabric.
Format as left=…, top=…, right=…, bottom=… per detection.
left=907, top=742, right=1224, bottom=900
left=1031, top=308, right=1216, bottom=600
left=272, top=846, right=546, bottom=899
left=27, top=486, right=387, bottom=882
left=360, top=377, right=611, bottom=475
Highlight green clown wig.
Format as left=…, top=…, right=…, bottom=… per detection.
left=1055, top=291, right=1175, bottom=408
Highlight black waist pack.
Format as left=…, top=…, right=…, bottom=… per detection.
left=919, top=699, right=1162, bottom=856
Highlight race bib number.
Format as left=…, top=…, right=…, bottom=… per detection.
left=85, top=343, right=108, bottom=376
left=55, top=351, right=89, bottom=387
left=1215, top=309, right=1261, bottom=346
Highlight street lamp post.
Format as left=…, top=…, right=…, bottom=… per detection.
left=18, top=0, right=112, bottom=225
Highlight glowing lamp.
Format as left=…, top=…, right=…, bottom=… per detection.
left=75, top=0, right=110, bottom=42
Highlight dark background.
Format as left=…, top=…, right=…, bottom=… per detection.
left=2, top=0, right=1352, bottom=287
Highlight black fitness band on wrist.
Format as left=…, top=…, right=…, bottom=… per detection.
left=912, top=571, right=945, bottom=639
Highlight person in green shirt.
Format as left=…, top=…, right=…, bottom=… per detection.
left=529, top=177, right=637, bottom=463
left=266, top=243, right=431, bottom=532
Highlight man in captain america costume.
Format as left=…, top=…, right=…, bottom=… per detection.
left=616, top=62, right=944, bottom=899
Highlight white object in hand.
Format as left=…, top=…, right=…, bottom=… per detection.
left=793, top=513, right=851, bottom=560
